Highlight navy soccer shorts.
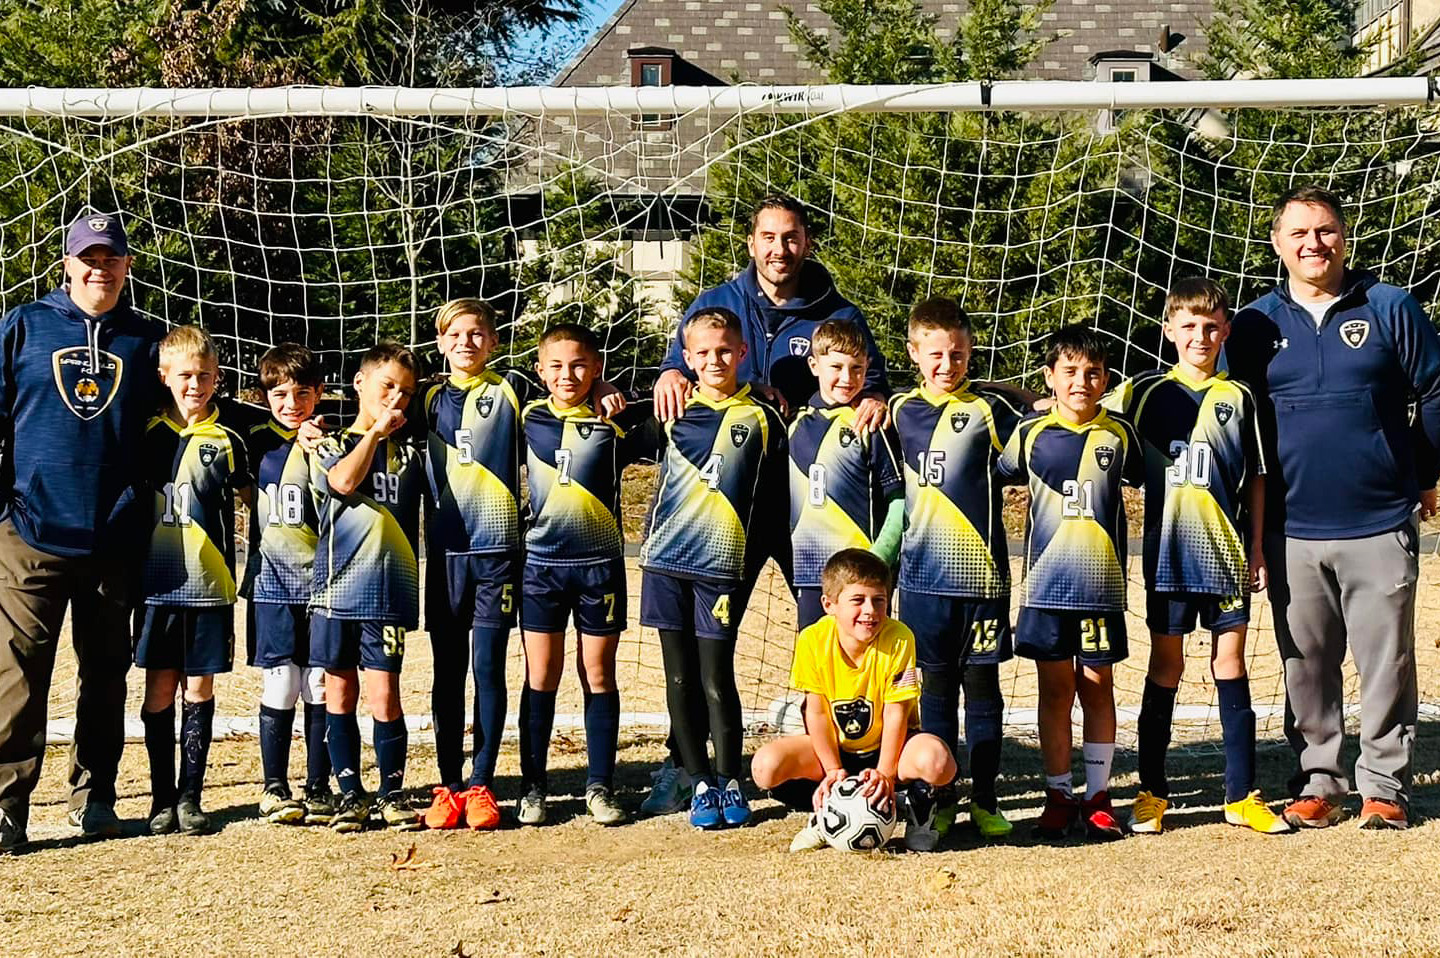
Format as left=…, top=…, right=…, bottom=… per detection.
left=1014, top=607, right=1128, bottom=666
left=135, top=605, right=235, bottom=676
left=521, top=557, right=627, bottom=635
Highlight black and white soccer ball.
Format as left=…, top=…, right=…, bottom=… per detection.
left=818, top=775, right=897, bottom=851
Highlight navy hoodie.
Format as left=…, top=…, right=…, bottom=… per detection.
left=0, top=288, right=163, bottom=556
left=1228, top=269, right=1440, bottom=540
left=660, top=260, right=889, bottom=411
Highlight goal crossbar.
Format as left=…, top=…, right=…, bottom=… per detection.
left=0, top=77, right=1433, bottom=118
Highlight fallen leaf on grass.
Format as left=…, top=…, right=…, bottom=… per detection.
left=389, top=844, right=439, bottom=871
left=612, top=905, right=634, bottom=922
left=927, top=867, right=957, bottom=892
left=476, top=890, right=511, bottom=906
left=450, top=943, right=472, bottom=958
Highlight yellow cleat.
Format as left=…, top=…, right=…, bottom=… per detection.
left=1128, top=789, right=1168, bottom=834
left=1224, top=791, right=1292, bottom=834
left=968, top=802, right=1013, bottom=839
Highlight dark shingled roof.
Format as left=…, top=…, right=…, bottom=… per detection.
left=557, top=0, right=1215, bottom=86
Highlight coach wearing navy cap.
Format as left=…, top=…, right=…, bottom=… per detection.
left=0, top=211, right=163, bottom=852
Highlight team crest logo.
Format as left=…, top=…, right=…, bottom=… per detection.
left=838, top=426, right=857, bottom=448
left=1094, top=444, right=1116, bottom=471
left=577, top=423, right=594, bottom=440
left=87, top=216, right=110, bottom=232
left=831, top=698, right=873, bottom=740
left=789, top=336, right=810, bottom=357
left=1340, top=319, right=1370, bottom=349
left=951, top=411, right=971, bottom=433
left=51, top=347, right=123, bottom=421
left=197, top=443, right=221, bottom=467
left=730, top=423, right=751, bottom=447
left=476, top=394, right=494, bottom=418
left=1214, top=401, right=1235, bottom=426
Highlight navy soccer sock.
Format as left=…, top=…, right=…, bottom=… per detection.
left=962, top=666, right=1004, bottom=812
left=584, top=689, right=621, bottom=788
left=469, top=624, right=510, bottom=788
left=142, top=705, right=177, bottom=813
left=372, top=716, right=408, bottom=798
left=429, top=626, right=468, bottom=791
left=1216, top=677, right=1256, bottom=804
left=303, top=703, right=332, bottom=792
left=1137, top=678, right=1178, bottom=799
left=258, top=704, right=294, bottom=793
left=178, top=697, right=215, bottom=802
left=919, top=671, right=962, bottom=774
left=326, top=711, right=364, bottom=796
left=519, top=685, right=557, bottom=792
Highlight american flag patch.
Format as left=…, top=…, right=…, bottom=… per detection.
left=894, top=667, right=918, bottom=689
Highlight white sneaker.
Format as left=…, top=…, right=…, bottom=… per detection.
left=789, top=813, right=826, bottom=852
left=515, top=786, right=547, bottom=825
left=585, top=784, right=629, bottom=826
left=640, top=760, right=694, bottom=816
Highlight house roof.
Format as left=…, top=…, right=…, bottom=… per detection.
left=557, top=0, right=1215, bottom=87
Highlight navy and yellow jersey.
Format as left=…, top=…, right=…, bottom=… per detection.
left=311, top=428, right=425, bottom=627
left=521, top=397, right=659, bottom=565
left=997, top=409, right=1145, bottom=611
left=240, top=420, right=319, bottom=605
left=140, top=407, right=252, bottom=608
left=640, top=385, right=787, bottom=585
left=787, top=395, right=903, bottom=588
left=423, top=369, right=536, bottom=558
left=890, top=381, right=1026, bottom=598
left=1103, top=368, right=1265, bottom=597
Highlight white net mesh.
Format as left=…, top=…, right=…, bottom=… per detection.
left=7, top=86, right=1440, bottom=746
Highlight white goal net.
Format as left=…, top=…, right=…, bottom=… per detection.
left=6, top=80, right=1440, bottom=747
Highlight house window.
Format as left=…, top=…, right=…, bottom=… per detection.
left=1110, top=68, right=1137, bottom=83
left=631, top=57, right=673, bottom=128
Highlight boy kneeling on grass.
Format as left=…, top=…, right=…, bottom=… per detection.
left=751, top=548, right=957, bottom=852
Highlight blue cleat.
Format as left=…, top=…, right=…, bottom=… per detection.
left=719, top=778, right=752, bottom=827
left=689, top=780, right=723, bottom=830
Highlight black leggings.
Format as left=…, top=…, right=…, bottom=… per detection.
left=659, top=630, right=742, bottom=783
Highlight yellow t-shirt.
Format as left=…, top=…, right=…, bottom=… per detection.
left=789, top=616, right=920, bottom=755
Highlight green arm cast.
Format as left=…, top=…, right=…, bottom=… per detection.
left=870, top=495, right=907, bottom=566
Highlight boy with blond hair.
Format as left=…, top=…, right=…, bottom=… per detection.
left=137, top=325, right=251, bottom=835
left=640, top=306, right=786, bottom=830
left=889, top=298, right=1028, bottom=841
left=1104, top=278, right=1284, bottom=835
left=788, top=319, right=904, bottom=631
left=752, top=548, right=956, bottom=852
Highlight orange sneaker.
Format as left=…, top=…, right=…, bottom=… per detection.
left=422, top=786, right=467, bottom=830
left=1358, top=797, right=1408, bottom=830
left=1282, top=795, right=1343, bottom=829
left=465, top=785, right=501, bottom=830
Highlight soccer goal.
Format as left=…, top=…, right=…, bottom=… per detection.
left=5, top=78, right=1440, bottom=747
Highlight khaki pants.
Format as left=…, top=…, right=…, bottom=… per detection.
left=0, top=518, right=132, bottom=828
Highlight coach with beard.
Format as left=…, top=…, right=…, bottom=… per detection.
left=652, top=195, right=890, bottom=426
left=0, top=213, right=163, bottom=852
left=1227, top=185, right=1440, bottom=831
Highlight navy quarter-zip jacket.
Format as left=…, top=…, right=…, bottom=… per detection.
left=0, top=288, right=163, bottom=556
left=660, top=260, right=889, bottom=410
left=1228, top=269, right=1440, bottom=540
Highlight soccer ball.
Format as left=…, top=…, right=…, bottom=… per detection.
left=818, top=775, right=897, bottom=851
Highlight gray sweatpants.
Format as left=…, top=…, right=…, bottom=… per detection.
left=1264, top=517, right=1419, bottom=804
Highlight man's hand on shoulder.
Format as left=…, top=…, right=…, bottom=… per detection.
left=751, top=382, right=790, bottom=419
left=853, top=393, right=889, bottom=433
left=653, top=368, right=693, bottom=423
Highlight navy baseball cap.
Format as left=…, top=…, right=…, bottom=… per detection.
left=64, top=212, right=129, bottom=257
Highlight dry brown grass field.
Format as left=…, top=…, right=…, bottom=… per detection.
left=14, top=484, right=1440, bottom=955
